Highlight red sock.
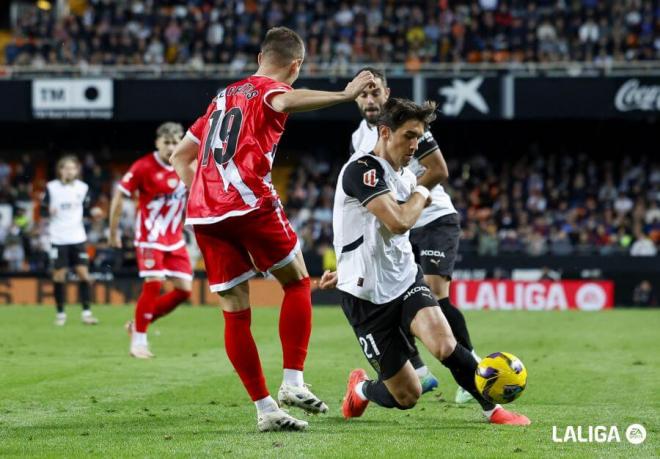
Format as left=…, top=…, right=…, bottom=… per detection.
left=279, top=277, right=312, bottom=371
left=135, top=281, right=161, bottom=333
left=152, top=288, right=190, bottom=322
left=223, top=309, right=269, bottom=401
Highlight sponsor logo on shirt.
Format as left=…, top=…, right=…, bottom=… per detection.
left=420, top=250, right=446, bottom=257
left=363, top=169, right=378, bottom=187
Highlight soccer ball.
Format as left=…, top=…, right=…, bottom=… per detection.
left=474, top=352, right=527, bottom=404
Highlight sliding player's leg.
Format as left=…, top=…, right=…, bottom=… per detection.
left=339, top=291, right=422, bottom=418
left=410, top=305, right=530, bottom=426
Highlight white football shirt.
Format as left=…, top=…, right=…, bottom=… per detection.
left=350, top=119, right=457, bottom=227
left=44, top=179, right=88, bottom=245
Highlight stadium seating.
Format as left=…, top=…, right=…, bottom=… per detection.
left=5, top=0, right=659, bottom=68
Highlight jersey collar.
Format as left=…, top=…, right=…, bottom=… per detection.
left=362, top=119, right=376, bottom=130
left=369, top=150, right=404, bottom=175
left=153, top=151, right=174, bottom=171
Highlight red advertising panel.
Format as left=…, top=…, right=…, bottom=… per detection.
left=450, top=280, right=614, bottom=311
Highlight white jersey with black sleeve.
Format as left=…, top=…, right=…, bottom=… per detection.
left=350, top=119, right=456, bottom=228
left=333, top=152, right=418, bottom=304
left=43, top=179, right=89, bottom=245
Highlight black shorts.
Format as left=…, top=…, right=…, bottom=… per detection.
left=50, top=243, right=89, bottom=269
left=409, top=213, right=460, bottom=278
left=340, top=267, right=438, bottom=379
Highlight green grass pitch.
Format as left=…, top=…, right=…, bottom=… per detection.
left=0, top=306, right=658, bottom=458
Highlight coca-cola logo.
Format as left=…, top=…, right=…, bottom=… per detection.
left=614, top=79, right=660, bottom=112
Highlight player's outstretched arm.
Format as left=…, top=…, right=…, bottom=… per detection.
left=108, top=189, right=124, bottom=249
left=416, top=148, right=449, bottom=189
left=270, top=71, right=375, bottom=113
left=365, top=188, right=431, bottom=235
left=170, top=136, right=198, bottom=188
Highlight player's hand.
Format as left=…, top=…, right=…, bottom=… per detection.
left=317, top=270, right=338, bottom=290
left=344, top=71, right=375, bottom=100
left=109, top=232, right=122, bottom=249
left=424, top=195, right=432, bottom=207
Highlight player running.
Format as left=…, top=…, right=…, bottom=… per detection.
left=324, top=67, right=480, bottom=403
left=42, top=155, right=98, bottom=326
left=331, top=98, right=530, bottom=425
left=170, top=27, right=375, bottom=432
left=109, top=122, right=192, bottom=359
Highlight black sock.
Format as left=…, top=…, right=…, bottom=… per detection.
left=363, top=379, right=410, bottom=410
left=409, top=350, right=426, bottom=370
left=79, top=282, right=90, bottom=311
left=438, top=297, right=474, bottom=351
left=54, top=282, right=65, bottom=314
left=441, top=344, right=496, bottom=411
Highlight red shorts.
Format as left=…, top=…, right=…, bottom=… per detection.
left=136, top=244, right=193, bottom=281
left=193, top=205, right=299, bottom=292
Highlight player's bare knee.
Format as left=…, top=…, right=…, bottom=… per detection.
left=218, top=284, right=250, bottom=312
left=390, top=377, right=422, bottom=409
left=393, top=387, right=420, bottom=409
left=429, top=336, right=458, bottom=361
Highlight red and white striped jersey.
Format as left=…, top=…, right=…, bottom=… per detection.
left=184, top=75, right=291, bottom=224
left=118, top=151, right=187, bottom=251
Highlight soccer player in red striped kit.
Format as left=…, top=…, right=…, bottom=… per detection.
left=170, top=27, right=375, bottom=431
left=109, top=123, right=192, bottom=358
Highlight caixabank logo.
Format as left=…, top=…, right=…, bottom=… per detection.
left=552, top=424, right=647, bottom=444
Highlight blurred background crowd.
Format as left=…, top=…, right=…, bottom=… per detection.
left=1, top=148, right=658, bottom=277
left=5, top=0, right=660, bottom=71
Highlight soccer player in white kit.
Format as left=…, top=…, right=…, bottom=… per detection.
left=42, top=155, right=98, bottom=326
left=324, top=67, right=481, bottom=403
left=333, top=98, right=529, bottom=425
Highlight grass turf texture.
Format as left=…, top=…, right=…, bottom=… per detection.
left=0, top=306, right=658, bottom=458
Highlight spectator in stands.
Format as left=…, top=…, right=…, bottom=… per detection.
left=630, top=231, right=658, bottom=256
left=7, top=0, right=659, bottom=68
left=3, top=224, right=25, bottom=271
left=477, top=220, right=498, bottom=256
left=0, top=160, right=10, bottom=186
left=549, top=228, right=573, bottom=256
left=632, top=280, right=657, bottom=307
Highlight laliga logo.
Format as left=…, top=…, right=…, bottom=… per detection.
left=575, top=283, right=607, bottom=311
left=552, top=424, right=646, bottom=444
left=614, top=79, right=660, bottom=112
left=439, top=77, right=489, bottom=116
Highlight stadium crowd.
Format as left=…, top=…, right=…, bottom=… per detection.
left=0, top=149, right=659, bottom=274
left=286, top=151, right=660, bottom=264
left=5, top=0, right=660, bottom=69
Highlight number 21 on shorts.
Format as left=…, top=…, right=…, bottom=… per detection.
left=359, top=333, right=380, bottom=359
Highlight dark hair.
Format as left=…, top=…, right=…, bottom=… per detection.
left=261, top=27, right=305, bottom=66
left=377, top=98, right=437, bottom=132
left=355, top=66, right=387, bottom=86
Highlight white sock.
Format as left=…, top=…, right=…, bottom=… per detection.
left=56, top=312, right=66, bottom=319
left=354, top=381, right=368, bottom=401
left=132, top=332, right=148, bottom=347
left=82, top=310, right=92, bottom=318
left=414, top=365, right=429, bottom=378
left=472, top=350, right=481, bottom=362
left=483, top=404, right=501, bottom=419
left=254, top=395, right=278, bottom=414
left=283, top=369, right=304, bottom=387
